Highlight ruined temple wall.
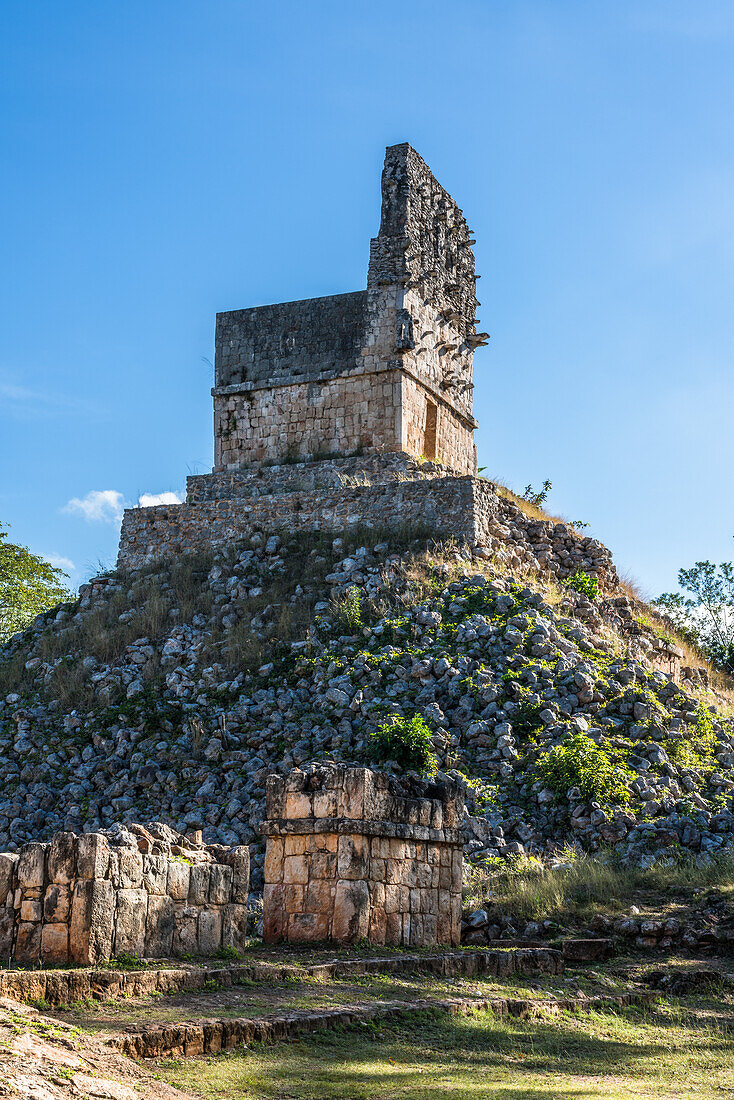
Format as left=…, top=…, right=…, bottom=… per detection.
left=118, top=477, right=482, bottom=569
left=400, top=371, right=476, bottom=474
left=214, top=291, right=368, bottom=389
left=214, top=365, right=402, bottom=468
left=261, top=767, right=464, bottom=947
left=118, top=473, right=618, bottom=589
left=0, top=830, right=250, bottom=966
left=186, top=453, right=451, bottom=504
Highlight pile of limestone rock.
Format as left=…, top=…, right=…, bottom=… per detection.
left=0, top=529, right=733, bottom=889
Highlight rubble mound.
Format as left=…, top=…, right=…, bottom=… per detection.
left=1, top=528, right=733, bottom=890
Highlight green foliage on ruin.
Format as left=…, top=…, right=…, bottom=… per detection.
left=535, top=732, right=633, bottom=805
left=369, top=713, right=438, bottom=777
left=563, top=570, right=599, bottom=601
left=0, top=522, right=73, bottom=643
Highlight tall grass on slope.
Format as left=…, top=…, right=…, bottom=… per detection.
left=463, top=848, right=734, bottom=922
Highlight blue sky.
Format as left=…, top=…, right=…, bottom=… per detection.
left=2, top=1, right=733, bottom=597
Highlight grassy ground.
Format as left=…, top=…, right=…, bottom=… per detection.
left=155, top=991, right=734, bottom=1100
left=462, top=848, right=734, bottom=923
left=49, top=967, right=633, bottom=1033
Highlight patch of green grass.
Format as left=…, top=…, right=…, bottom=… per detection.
left=156, top=994, right=734, bottom=1099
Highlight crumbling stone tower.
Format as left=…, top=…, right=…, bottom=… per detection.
left=213, top=143, right=484, bottom=473
left=118, top=144, right=494, bottom=568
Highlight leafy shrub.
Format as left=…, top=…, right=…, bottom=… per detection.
left=522, top=480, right=552, bottom=507
left=535, top=732, right=632, bottom=804
left=369, top=713, right=438, bottom=776
left=563, top=570, right=599, bottom=600
left=331, top=586, right=362, bottom=633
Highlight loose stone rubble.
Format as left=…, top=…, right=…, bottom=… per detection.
left=1, top=526, right=732, bottom=890
left=0, top=822, right=249, bottom=965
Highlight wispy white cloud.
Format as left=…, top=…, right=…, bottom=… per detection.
left=62, top=489, right=126, bottom=524
left=44, top=553, right=76, bottom=574
left=138, top=491, right=182, bottom=507
left=0, top=379, right=100, bottom=420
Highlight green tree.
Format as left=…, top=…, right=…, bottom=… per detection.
left=0, top=523, right=73, bottom=643
left=654, top=561, right=734, bottom=674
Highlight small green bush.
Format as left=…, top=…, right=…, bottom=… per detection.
left=535, top=732, right=632, bottom=804
left=563, top=570, right=599, bottom=600
left=369, top=714, right=438, bottom=776
left=332, top=586, right=363, bottom=633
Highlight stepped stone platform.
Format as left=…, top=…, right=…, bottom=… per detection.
left=0, top=945, right=564, bottom=1008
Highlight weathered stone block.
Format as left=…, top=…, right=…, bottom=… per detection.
left=41, top=923, right=69, bottom=964
left=20, top=898, right=42, bottom=923
left=337, top=835, right=369, bottom=880
left=114, top=889, right=147, bottom=956
left=263, top=839, right=284, bottom=884
left=289, top=912, right=328, bottom=942
left=167, top=861, right=191, bottom=901
left=115, top=848, right=144, bottom=889
left=262, top=884, right=286, bottom=942
left=332, top=880, right=370, bottom=942
left=208, top=864, right=232, bottom=904
left=43, top=884, right=70, bottom=923
left=284, top=792, right=311, bottom=819
left=145, top=895, right=175, bottom=957
left=47, top=832, right=76, bottom=884
left=70, top=880, right=115, bottom=964
left=0, top=855, right=17, bottom=907
left=227, top=847, right=250, bottom=903
left=15, top=921, right=41, bottom=964
left=222, top=904, right=249, bottom=949
left=76, top=834, right=110, bottom=881
left=172, top=906, right=199, bottom=957
left=17, top=843, right=46, bottom=890
left=142, top=854, right=168, bottom=894
left=0, top=908, right=14, bottom=958
left=188, top=863, right=211, bottom=905
left=283, top=855, right=308, bottom=885
left=198, top=908, right=222, bottom=955
left=309, top=849, right=336, bottom=881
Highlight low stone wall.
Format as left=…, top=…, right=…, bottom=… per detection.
left=118, top=467, right=618, bottom=593
left=0, top=824, right=249, bottom=965
left=261, top=765, right=464, bottom=947
left=0, top=947, right=564, bottom=1008
left=118, top=476, right=481, bottom=570
left=186, top=453, right=450, bottom=503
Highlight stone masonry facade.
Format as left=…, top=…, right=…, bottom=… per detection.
left=261, top=765, right=464, bottom=947
left=0, top=824, right=249, bottom=965
left=213, top=143, right=484, bottom=472
left=117, top=143, right=619, bottom=591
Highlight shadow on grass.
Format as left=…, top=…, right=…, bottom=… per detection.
left=158, top=1000, right=734, bottom=1099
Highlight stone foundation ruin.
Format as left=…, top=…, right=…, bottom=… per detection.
left=0, top=824, right=250, bottom=965
left=261, top=765, right=464, bottom=947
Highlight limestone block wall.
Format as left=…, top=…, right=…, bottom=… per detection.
left=208, top=144, right=481, bottom=471
left=118, top=475, right=482, bottom=569
left=187, top=453, right=450, bottom=504
left=215, top=291, right=368, bottom=389
left=214, top=365, right=402, bottom=468
left=0, top=825, right=249, bottom=965
left=118, top=466, right=618, bottom=593
left=261, top=766, right=464, bottom=947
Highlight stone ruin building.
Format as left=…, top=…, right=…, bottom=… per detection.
left=118, top=143, right=493, bottom=568
left=117, top=142, right=620, bottom=600
left=262, top=765, right=464, bottom=947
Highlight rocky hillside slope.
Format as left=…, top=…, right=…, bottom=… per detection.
left=1, top=523, right=733, bottom=891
